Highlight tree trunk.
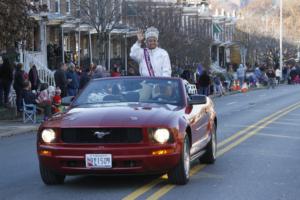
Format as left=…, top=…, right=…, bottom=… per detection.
left=96, top=33, right=102, bottom=65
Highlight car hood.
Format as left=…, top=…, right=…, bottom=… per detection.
left=45, top=103, right=184, bottom=128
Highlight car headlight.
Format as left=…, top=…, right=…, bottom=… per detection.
left=41, top=129, right=56, bottom=143
left=153, top=128, right=170, bottom=144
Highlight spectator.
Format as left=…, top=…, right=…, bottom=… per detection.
left=282, top=65, right=288, bottom=84
left=275, top=67, right=281, bottom=85
left=266, top=68, right=276, bottom=89
left=197, top=70, right=210, bottom=96
left=0, top=57, right=13, bottom=107
left=28, top=64, right=40, bottom=91
left=79, top=67, right=92, bottom=90
left=22, top=81, right=37, bottom=105
left=66, top=63, right=79, bottom=96
left=111, top=65, right=121, bottom=77
left=13, top=63, right=25, bottom=112
left=92, top=65, right=110, bottom=79
left=54, top=63, right=68, bottom=97
left=237, top=64, right=245, bottom=89
left=224, top=65, right=234, bottom=91
left=52, top=88, right=63, bottom=114
left=213, top=75, right=224, bottom=96
left=127, top=67, right=137, bottom=76
left=36, top=83, right=52, bottom=120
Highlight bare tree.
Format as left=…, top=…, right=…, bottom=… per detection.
left=236, top=0, right=300, bottom=66
left=0, top=0, right=38, bottom=57
left=73, top=0, right=122, bottom=66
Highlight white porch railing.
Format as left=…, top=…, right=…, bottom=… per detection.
left=37, top=68, right=56, bottom=87
left=24, top=51, right=55, bottom=87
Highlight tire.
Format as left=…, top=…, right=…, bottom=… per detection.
left=39, top=164, right=65, bottom=185
left=199, top=123, right=217, bottom=164
left=168, top=135, right=190, bottom=185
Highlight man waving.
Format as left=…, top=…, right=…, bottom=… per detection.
left=130, top=27, right=171, bottom=77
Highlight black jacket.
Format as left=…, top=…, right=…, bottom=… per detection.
left=54, top=69, right=67, bottom=96
left=13, top=69, right=25, bottom=91
left=198, top=73, right=211, bottom=87
left=0, top=64, right=13, bottom=82
left=22, top=89, right=37, bottom=105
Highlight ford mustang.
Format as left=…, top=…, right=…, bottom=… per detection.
left=37, top=76, right=217, bottom=185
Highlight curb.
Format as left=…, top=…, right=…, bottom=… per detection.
left=210, top=86, right=268, bottom=99
left=0, top=126, right=39, bottom=139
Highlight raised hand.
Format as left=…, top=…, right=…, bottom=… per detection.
left=137, top=29, right=144, bottom=43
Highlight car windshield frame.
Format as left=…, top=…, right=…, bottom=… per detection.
left=72, top=77, right=185, bottom=107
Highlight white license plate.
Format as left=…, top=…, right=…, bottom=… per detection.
left=85, top=154, right=112, bottom=168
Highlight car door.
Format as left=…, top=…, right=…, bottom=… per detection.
left=187, top=98, right=210, bottom=155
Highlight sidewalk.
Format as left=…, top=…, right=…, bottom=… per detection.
left=0, top=106, right=40, bottom=138
left=0, top=119, right=40, bottom=138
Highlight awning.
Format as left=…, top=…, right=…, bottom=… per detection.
left=213, top=24, right=222, bottom=34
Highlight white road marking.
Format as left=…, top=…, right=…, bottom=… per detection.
left=288, top=113, right=300, bottom=116
left=270, top=121, right=300, bottom=126
left=280, top=118, right=299, bottom=122
left=258, top=133, right=300, bottom=140
left=227, top=102, right=237, bottom=105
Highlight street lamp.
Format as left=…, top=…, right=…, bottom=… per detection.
left=279, top=0, right=283, bottom=78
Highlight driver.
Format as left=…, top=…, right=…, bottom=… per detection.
left=154, top=84, right=175, bottom=102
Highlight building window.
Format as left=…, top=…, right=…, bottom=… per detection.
left=127, top=3, right=137, bottom=16
left=55, top=0, right=60, bottom=13
left=66, top=0, right=71, bottom=14
left=76, top=0, right=81, bottom=18
left=47, top=0, right=50, bottom=10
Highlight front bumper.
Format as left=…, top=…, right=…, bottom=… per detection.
left=38, top=143, right=181, bottom=175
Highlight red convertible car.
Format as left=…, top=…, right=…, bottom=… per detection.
left=37, top=77, right=217, bottom=185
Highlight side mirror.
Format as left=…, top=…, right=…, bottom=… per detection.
left=188, top=95, right=207, bottom=105
left=61, top=96, right=74, bottom=106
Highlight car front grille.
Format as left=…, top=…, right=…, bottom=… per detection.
left=61, top=128, right=143, bottom=144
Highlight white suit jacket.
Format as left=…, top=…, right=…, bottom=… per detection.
left=130, top=42, right=171, bottom=77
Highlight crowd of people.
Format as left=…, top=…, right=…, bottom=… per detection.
left=178, top=61, right=300, bottom=97
left=0, top=57, right=138, bottom=121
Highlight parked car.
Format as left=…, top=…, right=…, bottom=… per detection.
left=37, top=76, right=217, bottom=185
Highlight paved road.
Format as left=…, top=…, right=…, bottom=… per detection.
left=1, top=85, right=300, bottom=200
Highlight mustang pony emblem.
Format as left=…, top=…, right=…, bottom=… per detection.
left=94, top=131, right=111, bottom=139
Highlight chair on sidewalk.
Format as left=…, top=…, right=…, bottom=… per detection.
left=22, top=99, right=37, bottom=124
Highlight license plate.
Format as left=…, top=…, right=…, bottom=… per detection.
left=85, top=154, right=112, bottom=168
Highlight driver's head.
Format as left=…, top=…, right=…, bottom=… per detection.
left=112, top=84, right=121, bottom=95
left=160, top=84, right=173, bottom=97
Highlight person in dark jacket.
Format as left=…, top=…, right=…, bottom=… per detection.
left=198, top=70, right=211, bottom=96
left=22, top=81, right=37, bottom=105
left=79, top=67, right=92, bottom=90
left=266, top=68, right=276, bottom=89
left=0, top=58, right=13, bottom=107
left=54, top=63, right=68, bottom=97
left=28, top=64, right=40, bottom=91
left=0, top=59, right=3, bottom=107
left=13, top=63, right=26, bottom=112
left=66, top=63, right=79, bottom=96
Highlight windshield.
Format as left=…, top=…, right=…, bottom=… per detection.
left=73, top=78, right=184, bottom=106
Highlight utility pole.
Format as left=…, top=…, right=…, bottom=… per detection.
left=279, top=0, right=283, bottom=78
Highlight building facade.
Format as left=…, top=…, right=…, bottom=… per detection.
left=25, top=0, right=238, bottom=79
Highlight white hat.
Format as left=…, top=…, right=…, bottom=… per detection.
left=145, top=26, right=159, bottom=40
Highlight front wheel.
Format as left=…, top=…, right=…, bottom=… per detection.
left=39, top=164, right=65, bottom=185
left=199, top=123, right=217, bottom=164
left=168, top=135, right=190, bottom=185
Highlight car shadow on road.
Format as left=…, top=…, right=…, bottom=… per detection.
left=62, top=174, right=163, bottom=188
